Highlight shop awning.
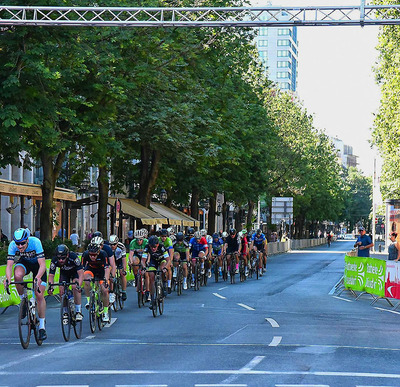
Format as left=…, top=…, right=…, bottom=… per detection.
left=0, top=178, right=76, bottom=201
left=108, top=198, right=166, bottom=226
left=150, top=202, right=200, bottom=227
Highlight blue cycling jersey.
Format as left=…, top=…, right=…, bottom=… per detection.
left=189, top=237, right=207, bottom=257
left=251, top=233, right=266, bottom=245
left=211, top=238, right=224, bottom=252
left=7, top=236, right=45, bottom=263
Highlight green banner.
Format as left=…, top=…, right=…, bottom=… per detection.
left=344, top=255, right=367, bottom=292
left=0, top=260, right=60, bottom=308
left=365, top=257, right=386, bottom=297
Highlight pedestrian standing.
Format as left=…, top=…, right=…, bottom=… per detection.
left=388, top=232, right=400, bottom=261
left=69, top=228, right=80, bottom=248
left=354, top=227, right=374, bottom=257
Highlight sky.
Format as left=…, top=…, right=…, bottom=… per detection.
left=253, top=0, right=382, bottom=177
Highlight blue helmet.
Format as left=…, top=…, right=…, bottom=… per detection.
left=13, top=228, right=30, bottom=243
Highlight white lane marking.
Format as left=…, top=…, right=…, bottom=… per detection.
left=85, top=335, right=95, bottom=339
left=276, top=385, right=329, bottom=387
left=218, top=286, right=228, bottom=291
left=4, top=370, right=400, bottom=378
left=218, top=325, right=248, bottom=343
left=375, top=307, right=400, bottom=315
left=37, top=385, right=89, bottom=387
left=332, top=296, right=352, bottom=302
left=116, top=385, right=168, bottom=387
left=265, top=318, right=279, bottom=327
left=269, top=336, right=282, bottom=346
left=240, top=356, right=265, bottom=371
left=196, top=385, right=247, bottom=387
left=105, top=317, right=117, bottom=327
left=221, top=356, right=265, bottom=384
left=237, top=303, right=255, bottom=311
left=213, top=293, right=227, bottom=300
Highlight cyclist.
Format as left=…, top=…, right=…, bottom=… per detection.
left=221, top=231, right=228, bottom=244
left=5, top=228, right=48, bottom=341
left=142, top=235, right=169, bottom=308
left=48, top=244, right=84, bottom=322
left=185, top=227, right=195, bottom=243
left=167, top=227, right=176, bottom=243
left=128, top=229, right=148, bottom=285
left=327, top=232, right=332, bottom=247
left=159, top=228, right=174, bottom=294
left=173, top=232, right=190, bottom=290
left=189, top=231, right=208, bottom=286
left=211, top=232, right=225, bottom=277
left=93, top=231, right=116, bottom=303
left=109, top=235, right=128, bottom=301
left=250, top=228, right=267, bottom=276
left=224, top=229, right=241, bottom=275
left=82, top=239, right=111, bottom=323
left=201, top=228, right=213, bottom=278
left=239, top=230, right=249, bottom=276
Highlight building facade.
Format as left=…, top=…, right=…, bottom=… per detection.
left=331, top=137, right=358, bottom=169
left=255, top=15, right=298, bottom=92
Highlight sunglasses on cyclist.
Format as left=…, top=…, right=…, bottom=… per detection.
left=15, top=241, right=27, bottom=246
left=110, top=243, right=117, bottom=246
left=89, top=253, right=98, bottom=258
left=136, top=238, right=143, bottom=242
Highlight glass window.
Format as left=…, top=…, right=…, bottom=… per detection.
left=277, top=61, right=290, bottom=68
left=277, top=39, right=290, bottom=47
left=259, top=27, right=268, bottom=36
left=259, top=51, right=268, bottom=58
left=279, top=82, right=291, bottom=90
left=277, top=72, right=291, bottom=79
left=277, top=50, right=289, bottom=57
left=278, top=28, right=291, bottom=36
left=258, top=40, right=268, bottom=47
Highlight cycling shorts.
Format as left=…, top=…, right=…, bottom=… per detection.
left=174, top=251, right=188, bottom=262
left=59, top=270, right=79, bottom=283
left=15, top=258, right=47, bottom=283
left=254, top=244, right=265, bottom=252
left=147, top=259, right=166, bottom=271
left=115, top=258, right=124, bottom=270
left=84, top=267, right=105, bottom=281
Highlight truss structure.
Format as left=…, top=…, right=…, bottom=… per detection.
left=0, top=4, right=399, bottom=27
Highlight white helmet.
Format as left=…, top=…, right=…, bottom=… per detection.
left=91, top=236, right=104, bottom=246
left=109, top=235, right=119, bottom=244
left=194, top=231, right=201, bottom=239
left=141, top=228, right=149, bottom=238
left=200, top=229, right=207, bottom=237
left=222, top=231, right=228, bottom=238
left=134, top=229, right=146, bottom=239
left=238, top=231, right=243, bottom=239
left=167, top=227, right=174, bottom=235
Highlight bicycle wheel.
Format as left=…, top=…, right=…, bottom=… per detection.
left=137, top=275, right=144, bottom=308
left=73, top=305, right=82, bottom=339
left=152, top=283, right=158, bottom=318
left=89, top=293, right=96, bottom=333
left=230, top=262, right=236, bottom=284
left=60, top=294, right=71, bottom=342
left=18, top=297, right=31, bottom=349
left=177, top=267, right=182, bottom=296
left=33, top=313, right=43, bottom=347
left=117, top=281, right=124, bottom=310
left=214, top=260, right=219, bottom=283
left=158, top=281, right=164, bottom=315
left=97, top=299, right=104, bottom=331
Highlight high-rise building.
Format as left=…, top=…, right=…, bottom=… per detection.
left=331, top=137, right=358, bottom=169
left=255, top=14, right=298, bottom=92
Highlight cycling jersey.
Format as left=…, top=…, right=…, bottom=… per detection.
left=142, top=245, right=169, bottom=270
left=173, top=241, right=189, bottom=260
left=251, top=233, right=266, bottom=247
left=102, top=243, right=114, bottom=260
left=211, top=238, right=224, bottom=254
left=225, top=235, right=240, bottom=254
left=240, top=236, right=249, bottom=255
left=7, top=237, right=45, bottom=263
left=82, top=250, right=109, bottom=279
left=159, top=236, right=173, bottom=250
left=49, top=252, right=82, bottom=275
left=129, top=238, right=148, bottom=256
left=189, top=237, right=207, bottom=258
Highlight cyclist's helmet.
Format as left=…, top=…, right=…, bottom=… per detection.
left=194, top=231, right=201, bottom=240
left=55, top=244, right=69, bottom=259
left=167, top=227, right=174, bottom=236
left=200, top=229, right=207, bottom=237
left=212, top=232, right=219, bottom=239
left=148, top=235, right=159, bottom=247
left=256, top=228, right=262, bottom=235
left=13, top=228, right=30, bottom=243
left=222, top=231, right=228, bottom=238
left=88, top=242, right=101, bottom=253
left=187, top=227, right=195, bottom=236
left=91, top=236, right=104, bottom=246
left=160, top=228, right=168, bottom=237
left=141, top=228, right=149, bottom=238
left=93, top=231, right=103, bottom=238
left=176, top=232, right=184, bottom=242
left=238, top=231, right=243, bottom=238
left=109, top=235, right=119, bottom=244
left=229, top=228, right=236, bottom=235
left=134, top=229, right=146, bottom=239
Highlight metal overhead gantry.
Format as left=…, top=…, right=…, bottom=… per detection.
left=0, top=2, right=400, bottom=27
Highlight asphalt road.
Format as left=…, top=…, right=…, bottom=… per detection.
left=1, top=239, right=400, bottom=387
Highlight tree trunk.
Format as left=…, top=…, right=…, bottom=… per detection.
left=190, top=187, right=199, bottom=225
left=137, top=143, right=161, bottom=207
left=97, top=165, right=109, bottom=237
left=40, top=151, right=66, bottom=242
left=246, top=200, right=254, bottom=229
left=208, top=192, right=217, bottom=234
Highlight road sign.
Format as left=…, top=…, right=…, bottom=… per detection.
left=271, top=197, right=293, bottom=225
